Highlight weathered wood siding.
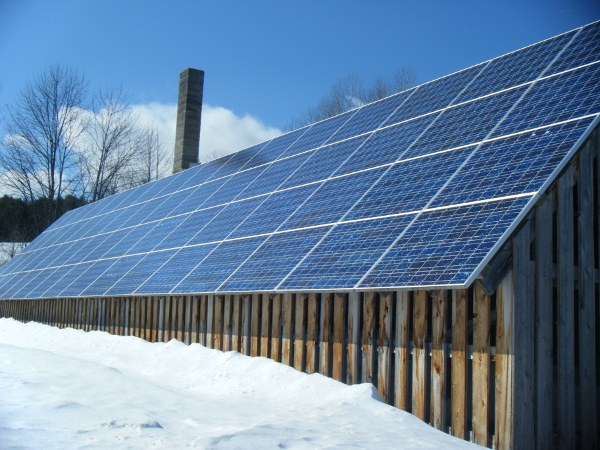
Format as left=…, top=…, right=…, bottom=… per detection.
left=2, top=127, right=599, bottom=449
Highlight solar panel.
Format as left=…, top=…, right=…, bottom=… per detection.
left=1, top=21, right=599, bottom=298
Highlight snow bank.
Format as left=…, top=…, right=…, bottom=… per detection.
left=0, top=318, right=481, bottom=449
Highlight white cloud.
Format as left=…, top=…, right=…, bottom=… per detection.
left=129, top=102, right=281, bottom=164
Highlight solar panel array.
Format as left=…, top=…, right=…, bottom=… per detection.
left=1, top=21, right=599, bottom=299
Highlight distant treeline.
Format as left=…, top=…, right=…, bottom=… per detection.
left=0, top=195, right=85, bottom=242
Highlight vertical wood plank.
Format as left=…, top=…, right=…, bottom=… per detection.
left=176, top=296, right=185, bottom=342
left=206, top=295, right=214, bottom=348
left=231, top=295, right=241, bottom=351
left=362, top=292, right=376, bottom=384
left=157, top=297, right=165, bottom=342
left=199, top=295, right=207, bottom=346
left=577, top=142, right=597, bottom=450
left=513, top=218, right=535, bottom=450
left=183, top=296, right=192, bottom=344
left=241, top=294, right=251, bottom=355
left=190, top=296, right=199, bottom=344
left=306, top=293, right=318, bottom=375
left=378, top=292, right=392, bottom=403
left=431, top=290, right=447, bottom=431
left=346, top=291, right=360, bottom=384
left=319, top=293, right=332, bottom=377
left=394, top=291, right=410, bottom=410
left=270, top=294, right=281, bottom=362
left=251, top=293, right=261, bottom=356
left=294, top=294, right=306, bottom=372
left=332, top=293, right=345, bottom=382
left=412, top=290, right=428, bottom=421
left=556, top=167, right=575, bottom=450
left=451, top=289, right=468, bottom=440
left=261, top=294, right=271, bottom=358
left=473, top=282, right=490, bottom=447
left=495, top=271, right=514, bottom=450
left=281, top=293, right=293, bottom=366
left=535, top=193, right=553, bottom=450
left=223, top=295, right=232, bottom=351
left=214, top=295, right=223, bottom=350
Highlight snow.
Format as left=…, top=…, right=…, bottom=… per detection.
left=0, top=318, right=482, bottom=449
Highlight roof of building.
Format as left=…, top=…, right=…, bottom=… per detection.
left=1, top=21, right=599, bottom=299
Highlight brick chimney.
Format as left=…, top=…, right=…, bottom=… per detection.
left=173, top=68, right=204, bottom=173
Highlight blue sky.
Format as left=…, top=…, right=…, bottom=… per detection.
left=1, top=1, right=599, bottom=138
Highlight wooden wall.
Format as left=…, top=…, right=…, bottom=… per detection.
left=1, top=286, right=508, bottom=448
left=1, top=127, right=599, bottom=449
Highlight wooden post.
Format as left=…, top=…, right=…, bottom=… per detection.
left=473, top=282, right=490, bottom=447
left=261, top=294, right=271, bottom=358
left=495, top=271, right=514, bottom=450
left=332, top=293, right=346, bottom=382
left=362, top=292, right=376, bottom=384
left=319, top=293, right=332, bottom=377
left=251, top=293, right=261, bottom=356
left=412, top=290, right=428, bottom=421
left=231, top=295, right=241, bottom=351
left=294, top=294, right=306, bottom=372
left=241, top=294, right=251, bottom=355
left=270, top=294, right=281, bottom=361
left=377, top=292, right=392, bottom=403
left=556, top=168, right=575, bottom=450
left=513, top=219, right=535, bottom=450
left=199, top=295, right=207, bottom=346
left=220, top=295, right=230, bottom=351
left=281, top=293, right=293, bottom=365
left=451, top=289, right=468, bottom=440
left=346, top=291, right=360, bottom=384
left=190, top=296, right=199, bottom=344
left=394, top=291, right=410, bottom=410
left=206, top=295, right=214, bottom=348
left=534, top=193, right=553, bottom=450
left=214, top=295, right=223, bottom=350
left=430, top=290, right=447, bottom=432
left=577, top=143, right=597, bottom=450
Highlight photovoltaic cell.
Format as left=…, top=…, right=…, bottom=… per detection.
left=0, top=21, right=598, bottom=299
left=432, top=118, right=594, bottom=207
left=346, top=147, right=472, bottom=220
left=281, top=168, right=387, bottom=230
left=175, top=237, right=267, bottom=293
left=106, top=250, right=178, bottom=295
left=136, top=244, right=217, bottom=294
left=280, top=216, right=413, bottom=290
left=220, top=227, right=330, bottom=291
left=493, top=63, right=600, bottom=137
left=359, top=197, right=530, bottom=288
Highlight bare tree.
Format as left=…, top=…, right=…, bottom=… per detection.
left=78, top=88, right=139, bottom=201
left=0, top=65, right=86, bottom=225
left=287, top=67, right=416, bottom=129
left=130, top=126, right=169, bottom=186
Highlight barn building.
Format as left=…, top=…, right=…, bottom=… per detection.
left=2, top=21, right=600, bottom=449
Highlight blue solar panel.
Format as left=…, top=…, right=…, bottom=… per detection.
left=106, top=250, right=178, bottom=295
left=280, top=216, right=413, bottom=290
left=359, top=197, right=530, bottom=288
left=493, top=63, right=600, bottom=137
left=546, top=21, right=600, bottom=76
left=346, top=147, right=472, bottom=220
left=281, top=168, right=387, bottom=230
left=136, top=244, right=217, bottom=294
left=456, top=31, right=576, bottom=103
left=175, top=237, right=267, bottom=293
left=81, top=255, right=144, bottom=296
left=432, top=118, right=594, bottom=207
left=0, top=21, right=598, bottom=299
left=220, top=227, right=330, bottom=291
